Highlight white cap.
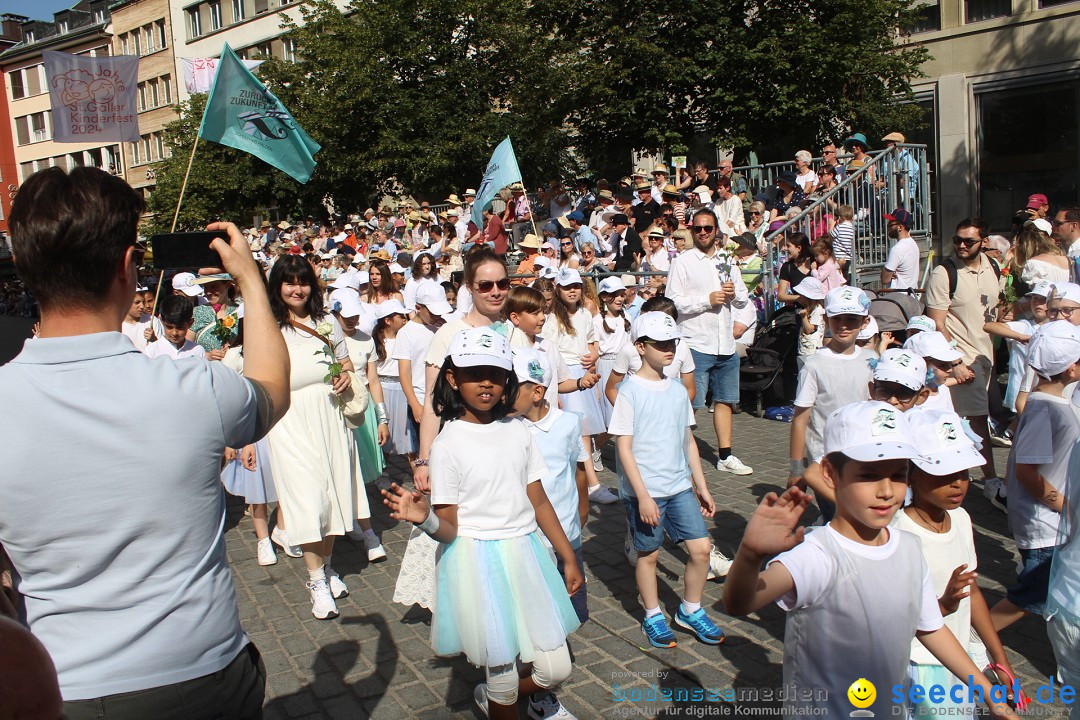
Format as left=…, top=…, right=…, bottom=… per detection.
left=555, top=268, right=583, bottom=287
left=352, top=253, right=367, bottom=265
left=135, top=285, right=148, bottom=293
left=908, top=410, right=985, bottom=476
left=906, top=315, right=937, bottom=334
left=1026, top=218, right=1053, bottom=235
left=172, top=272, right=204, bottom=297
left=824, top=286, right=870, bottom=317
left=822, top=400, right=920, bottom=462
left=903, top=331, right=963, bottom=362
left=446, top=208, right=459, bottom=217
left=532, top=256, right=552, bottom=269
left=329, top=271, right=361, bottom=291
left=388, top=263, right=407, bottom=274
left=597, top=276, right=627, bottom=295
left=449, top=327, right=513, bottom=370
left=873, top=348, right=926, bottom=391
left=320, top=253, right=334, bottom=260
left=328, top=288, right=364, bottom=318
left=356, top=271, right=370, bottom=286
left=1051, top=282, right=1080, bottom=305
left=374, top=299, right=408, bottom=319
left=857, top=315, right=879, bottom=341
left=1027, top=320, right=1080, bottom=378
left=414, top=280, right=454, bottom=316
left=793, top=277, right=826, bottom=300
left=512, top=347, right=552, bottom=386
left=1028, top=281, right=1053, bottom=298
left=537, top=266, right=559, bottom=280
left=620, top=274, right=638, bottom=288
left=631, top=311, right=681, bottom=342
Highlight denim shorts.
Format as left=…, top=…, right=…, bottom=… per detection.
left=1006, top=545, right=1058, bottom=615
left=689, top=349, right=740, bottom=409
left=624, top=488, right=709, bottom=554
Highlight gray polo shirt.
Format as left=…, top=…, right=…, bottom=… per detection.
left=0, top=332, right=258, bottom=700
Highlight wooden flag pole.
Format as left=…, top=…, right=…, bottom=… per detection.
left=150, top=135, right=202, bottom=321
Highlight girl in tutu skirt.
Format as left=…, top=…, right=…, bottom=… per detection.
left=383, top=327, right=582, bottom=720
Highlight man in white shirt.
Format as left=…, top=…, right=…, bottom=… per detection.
left=665, top=208, right=753, bottom=475
left=713, top=177, right=747, bottom=235
left=880, top=208, right=921, bottom=290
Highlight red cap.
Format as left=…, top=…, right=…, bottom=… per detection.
left=1027, top=193, right=1049, bottom=209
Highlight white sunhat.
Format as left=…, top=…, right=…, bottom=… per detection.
left=597, top=276, right=627, bottom=295
left=555, top=268, right=583, bottom=287
left=449, top=326, right=513, bottom=371
left=1027, top=320, right=1080, bottom=379
left=631, top=311, right=681, bottom=343
left=171, top=272, right=203, bottom=297
left=329, top=271, right=361, bottom=291
left=512, top=347, right=552, bottom=387
left=904, top=331, right=963, bottom=363
left=374, top=299, right=409, bottom=319
left=414, top=280, right=454, bottom=316
left=328, top=288, right=364, bottom=318
left=822, top=400, right=920, bottom=462
left=532, top=256, right=552, bottom=269
left=908, top=409, right=985, bottom=476
left=792, top=277, right=826, bottom=301
left=857, top=315, right=879, bottom=341
left=873, top=348, right=927, bottom=392
left=824, top=286, right=870, bottom=317
left=905, top=314, right=937, bottom=334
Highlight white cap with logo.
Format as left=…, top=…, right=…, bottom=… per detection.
left=374, top=299, right=408, bottom=319
left=328, top=288, right=365, bottom=318
left=903, top=331, right=963, bottom=363
left=555, top=268, right=583, bottom=287
left=598, top=276, right=627, bottom=295
left=792, top=277, right=826, bottom=300
left=823, top=400, right=920, bottom=462
left=414, top=280, right=454, bottom=316
left=1051, top=282, right=1080, bottom=306
left=330, top=271, right=361, bottom=291
left=908, top=409, right=985, bottom=476
left=905, top=315, right=937, bottom=334
left=873, top=348, right=926, bottom=391
left=631, top=311, right=681, bottom=342
left=512, top=347, right=552, bottom=386
left=824, top=286, right=870, bottom=317
left=857, top=315, right=879, bottom=342
left=171, top=272, right=203, bottom=297
left=1027, top=320, right=1080, bottom=379
left=449, top=327, right=513, bottom=370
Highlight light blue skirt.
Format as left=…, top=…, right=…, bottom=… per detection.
left=382, top=381, right=417, bottom=455
left=220, top=438, right=277, bottom=505
left=559, top=363, right=607, bottom=436
left=433, top=531, right=581, bottom=667
left=353, top=401, right=386, bottom=483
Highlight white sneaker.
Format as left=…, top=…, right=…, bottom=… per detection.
left=717, top=455, right=753, bottom=475
left=256, top=537, right=277, bottom=566
left=588, top=485, right=619, bottom=504
left=528, top=691, right=578, bottom=719
left=324, top=565, right=348, bottom=599
left=624, top=526, right=637, bottom=567
left=591, top=447, right=603, bottom=472
left=706, top=547, right=732, bottom=580
left=271, top=526, right=303, bottom=558
left=306, top=579, right=339, bottom=620
left=474, top=683, right=490, bottom=717
left=364, top=531, right=387, bottom=563
left=983, top=477, right=1007, bottom=513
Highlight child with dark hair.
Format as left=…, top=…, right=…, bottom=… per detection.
left=144, top=296, right=205, bottom=359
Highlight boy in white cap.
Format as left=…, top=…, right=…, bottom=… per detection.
left=725, top=401, right=1010, bottom=719
left=870, top=348, right=929, bottom=412
left=985, top=280, right=1051, bottom=418
left=609, top=312, right=722, bottom=648
left=992, top=320, right=1080, bottom=633
left=789, top=286, right=874, bottom=520
left=894, top=409, right=1022, bottom=716
left=904, top=331, right=963, bottom=415
left=1014, top=281, right=1080, bottom=414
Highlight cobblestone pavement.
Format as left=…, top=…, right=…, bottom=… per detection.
left=227, top=411, right=1069, bottom=719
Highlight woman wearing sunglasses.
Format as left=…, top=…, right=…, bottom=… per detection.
left=558, top=238, right=582, bottom=270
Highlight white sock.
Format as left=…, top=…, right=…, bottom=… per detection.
left=308, top=567, right=326, bottom=584
left=681, top=600, right=701, bottom=615
left=645, top=606, right=662, bottom=618
left=588, top=484, right=601, bottom=491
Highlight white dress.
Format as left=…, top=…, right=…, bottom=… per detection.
left=1021, top=257, right=1070, bottom=285
left=265, top=317, right=361, bottom=546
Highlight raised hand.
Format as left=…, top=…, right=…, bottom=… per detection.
left=741, top=487, right=812, bottom=557
left=381, top=483, right=430, bottom=524
left=939, top=564, right=977, bottom=616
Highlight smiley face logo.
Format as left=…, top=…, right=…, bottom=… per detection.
left=847, top=678, right=876, bottom=709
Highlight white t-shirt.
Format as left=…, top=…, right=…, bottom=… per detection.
left=733, top=301, right=757, bottom=350
left=593, top=313, right=630, bottom=357
left=429, top=418, right=549, bottom=540
left=771, top=525, right=942, bottom=633
left=376, top=337, right=399, bottom=378
left=543, top=307, right=597, bottom=366
left=144, top=338, right=206, bottom=360
left=523, top=406, right=589, bottom=547
left=612, top=338, right=695, bottom=380
left=393, top=321, right=437, bottom=402
left=884, top=236, right=921, bottom=290
left=798, top=305, right=826, bottom=356
left=1006, top=392, right=1080, bottom=549
left=892, top=508, right=977, bottom=665
left=795, top=169, right=819, bottom=192
left=794, top=346, right=874, bottom=461
left=120, top=314, right=164, bottom=352
left=344, top=331, right=376, bottom=381
left=912, top=384, right=954, bottom=414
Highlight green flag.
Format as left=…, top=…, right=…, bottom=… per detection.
left=198, top=44, right=320, bottom=183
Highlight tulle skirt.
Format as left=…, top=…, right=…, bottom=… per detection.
left=382, top=381, right=417, bottom=455
left=559, top=363, right=607, bottom=436
left=432, top=532, right=581, bottom=667
left=220, top=438, right=277, bottom=505
left=353, top=401, right=386, bottom=483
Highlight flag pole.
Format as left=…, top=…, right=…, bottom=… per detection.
left=150, top=134, right=201, bottom=320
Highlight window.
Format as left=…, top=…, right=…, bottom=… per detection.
left=24, top=30, right=34, bottom=43
left=68, top=152, right=84, bottom=168
left=150, top=79, right=160, bottom=108
left=156, top=20, right=167, bottom=49
left=15, top=116, right=29, bottom=145
left=232, top=0, right=246, bottom=21
left=58, top=20, right=69, bottom=33
left=31, top=112, right=48, bottom=142
left=161, top=74, right=172, bottom=104
left=90, top=45, right=110, bottom=57
left=9, top=70, right=25, bottom=100
left=906, top=1, right=941, bottom=32
left=120, top=34, right=129, bottom=54
left=131, top=30, right=141, bottom=55
left=209, top=2, right=222, bottom=30
left=282, top=38, right=296, bottom=62
left=93, top=8, right=106, bottom=23
left=132, top=139, right=142, bottom=165
left=188, top=8, right=202, bottom=37
left=966, top=0, right=1010, bottom=22
left=255, top=41, right=272, bottom=58
left=155, top=134, right=166, bottom=160
left=254, top=0, right=268, bottom=14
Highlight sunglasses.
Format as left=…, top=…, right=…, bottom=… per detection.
left=693, top=225, right=715, bottom=233
left=560, top=241, right=573, bottom=246
left=475, top=278, right=511, bottom=293
left=952, top=235, right=980, bottom=247
left=872, top=381, right=919, bottom=403
left=929, top=358, right=963, bottom=369
left=641, top=338, right=678, bottom=352
left=1048, top=306, right=1079, bottom=319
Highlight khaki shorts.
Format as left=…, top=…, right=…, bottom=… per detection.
left=951, top=357, right=991, bottom=417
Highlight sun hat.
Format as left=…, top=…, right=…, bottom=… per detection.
left=881, top=132, right=906, bottom=143
left=1026, top=218, right=1053, bottom=235
left=904, top=331, right=963, bottom=362
left=652, top=163, right=669, bottom=175
left=631, top=311, right=681, bottom=343
left=328, top=288, right=364, bottom=318
left=388, top=263, right=407, bottom=274
left=445, top=194, right=463, bottom=206
left=908, top=409, right=985, bottom=476
left=277, top=221, right=291, bottom=231
left=844, top=133, right=870, bottom=151
left=822, top=400, right=920, bottom=462
left=512, top=347, right=552, bottom=387
left=873, top=348, right=927, bottom=392
left=555, top=268, right=583, bottom=287
left=1027, top=320, right=1080, bottom=379
left=449, top=326, right=513, bottom=371
left=906, top=315, right=937, bottom=334
left=1051, top=282, right=1080, bottom=305
left=518, top=234, right=542, bottom=250
left=464, top=188, right=477, bottom=197
left=414, top=280, right=454, bottom=316
left=329, top=271, right=361, bottom=291
left=792, top=277, right=826, bottom=301
left=856, top=315, right=879, bottom=341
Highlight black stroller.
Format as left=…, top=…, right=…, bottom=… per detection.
left=739, top=305, right=801, bottom=416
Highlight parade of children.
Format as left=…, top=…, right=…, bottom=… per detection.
left=6, top=166, right=1080, bottom=720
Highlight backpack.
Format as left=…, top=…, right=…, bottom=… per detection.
left=943, top=255, right=1000, bottom=299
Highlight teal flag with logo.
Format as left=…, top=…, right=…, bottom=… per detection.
left=472, top=137, right=523, bottom=230
left=198, top=44, right=320, bottom=183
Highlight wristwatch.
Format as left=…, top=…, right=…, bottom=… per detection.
left=414, top=458, right=430, bottom=467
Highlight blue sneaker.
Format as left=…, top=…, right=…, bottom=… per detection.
left=674, top=607, right=726, bottom=645
left=641, top=613, right=677, bottom=648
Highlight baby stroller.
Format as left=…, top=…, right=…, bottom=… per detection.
left=865, top=288, right=924, bottom=343
left=739, top=305, right=801, bottom=416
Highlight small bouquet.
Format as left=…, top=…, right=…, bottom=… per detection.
left=211, top=312, right=238, bottom=343
left=313, top=322, right=345, bottom=408
left=715, top=255, right=733, bottom=284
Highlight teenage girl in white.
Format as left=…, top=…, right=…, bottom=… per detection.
left=373, top=300, right=415, bottom=460
left=383, top=327, right=582, bottom=720
left=593, top=276, right=631, bottom=424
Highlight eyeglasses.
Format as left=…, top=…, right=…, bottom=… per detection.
left=952, top=235, right=980, bottom=247
left=872, top=381, right=919, bottom=403
left=474, top=278, right=511, bottom=293
left=929, top=358, right=963, bottom=369
left=693, top=225, right=716, bottom=233
left=1047, top=306, right=1079, bottom=319
left=750, top=211, right=762, bottom=216
left=642, top=339, right=678, bottom=352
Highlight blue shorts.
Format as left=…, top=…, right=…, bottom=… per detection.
left=1007, top=545, right=1058, bottom=615
left=556, top=545, right=589, bottom=624
left=624, top=488, right=709, bottom=554
left=689, top=349, right=740, bottom=409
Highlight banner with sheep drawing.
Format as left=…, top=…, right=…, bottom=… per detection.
left=42, top=51, right=139, bottom=143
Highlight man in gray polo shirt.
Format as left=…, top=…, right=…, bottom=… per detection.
left=0, top=167, right=290, bottom=718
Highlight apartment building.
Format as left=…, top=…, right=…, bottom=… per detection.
left=0, top=15, right=27, bottom=233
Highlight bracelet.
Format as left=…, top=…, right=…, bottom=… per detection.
left=416, top=508, right=440, bottom=536
left=576, top=378, right=583, bottom=392
left=789, top=459, right=805, bottom=476
left=414, top=458, right=430, bottom=467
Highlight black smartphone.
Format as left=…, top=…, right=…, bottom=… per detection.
left=150, top=231, right=228, bottom=270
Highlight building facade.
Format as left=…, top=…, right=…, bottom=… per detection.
left=909, top=0, right=1080, bottom=235
left=0, top=15, right=27, bottom=233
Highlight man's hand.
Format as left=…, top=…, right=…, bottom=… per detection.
left=203, top=222, right=262, bottom=286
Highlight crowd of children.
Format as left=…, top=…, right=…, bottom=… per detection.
left=108, top=242, right=1080, bottom=720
